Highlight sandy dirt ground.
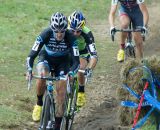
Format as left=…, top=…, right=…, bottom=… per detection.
left=73, top=3, right=160, bottom=130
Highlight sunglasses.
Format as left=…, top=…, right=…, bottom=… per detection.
left=71, top=29, right=82, bottom=33
left=54, top=30, right=65, bottom=33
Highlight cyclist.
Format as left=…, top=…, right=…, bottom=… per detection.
left=109, top=0, right=149, bottom=62
left=68, top=11, right=98, bottom=107
left=26, top=12, right=80, bottom=130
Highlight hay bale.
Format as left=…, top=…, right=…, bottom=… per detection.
left=118, top=56, right=160, bottom=126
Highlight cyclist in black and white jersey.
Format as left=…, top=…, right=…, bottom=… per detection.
left=109, top=0, right=149, bottom=62
left=26, top=12, right=79, bottom=130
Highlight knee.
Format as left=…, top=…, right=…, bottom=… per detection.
left=36, top=63, right=49, bottom=76
left=121, top=23, right=128, bottom=29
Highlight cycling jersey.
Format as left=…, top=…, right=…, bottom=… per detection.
left=111, top=0, right=144, bottom=28
left=75, top=26, right=97, bottom=58
left=112, top=0, right=144, bottom=9
left=26, top=27, right=79, bottom=73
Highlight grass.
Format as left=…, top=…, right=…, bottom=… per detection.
left=0, top=0, right=158, bottom=129
left=0, top=0, right=112, bottom=129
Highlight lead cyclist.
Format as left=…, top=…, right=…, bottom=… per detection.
left=68, top=11, right=98, bottom=107
left=109, top=0, right=149, bottom=62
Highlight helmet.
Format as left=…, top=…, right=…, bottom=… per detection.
left=50, top=12, right=68, bottom=32
left=68, top=11, right=85, bottom=30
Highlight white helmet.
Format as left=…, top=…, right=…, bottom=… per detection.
left=50, top=12, right=68, bottom=32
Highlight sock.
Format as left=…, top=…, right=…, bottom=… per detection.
left=37, top=95, right=43, bottom=106
left=55, top=117, right=62, bottom=130
left=78, top=85, right=85, bottom=93
left=121, top=43, right=125, bottom=49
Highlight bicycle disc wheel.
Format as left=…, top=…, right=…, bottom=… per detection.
left=39, top=95, right=55, bottom=130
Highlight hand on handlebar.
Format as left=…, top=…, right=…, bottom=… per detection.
left=26, top=68, right=32, bottom=81
left=68, top=71, right=75, bottom=77
left=85, top=68, right=93, bottom=78
left=110, top=26, right=116, bottom=36
left=141, top=26, right=148, bottom=36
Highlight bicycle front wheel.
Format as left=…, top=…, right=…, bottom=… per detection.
left=39, top=94, right=55, bottom=130
left=60, top=78, right=78, bottom=130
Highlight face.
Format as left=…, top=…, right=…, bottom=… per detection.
left=55, top=31, right=65, bottom=41
left=71, top=29, right=82, bottom=37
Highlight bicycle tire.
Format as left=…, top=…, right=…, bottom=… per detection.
left=39, top=94, right=55, bottom=130
left=60, top=78, right=78, bottom=130
left=125, top=45, right=135, bottom=59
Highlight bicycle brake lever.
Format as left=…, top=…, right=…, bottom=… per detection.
left=27, top=74, right=32, bottom=90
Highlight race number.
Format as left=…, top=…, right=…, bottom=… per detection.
left=73, top=46, right=79, bottom=56
left=89, top=43, right=96, bottom=53
left=32, top=36, right=42, bottom=51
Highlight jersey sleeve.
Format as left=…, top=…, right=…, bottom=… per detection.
left=137, top=0, right=144, bottom=4
left=26, top=28, right=50, bottom=70
left=83, top=31, right=97, bottom=58
left=66, top=31, right=80, bottom=73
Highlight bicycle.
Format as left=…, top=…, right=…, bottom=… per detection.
left=111, top=22, right=145, bottom=61
left=28, top=74, right=60, bottom=130
left=120, top=61, right=160, bottom=130
left=60, top=75, right=79, bottom=130
left=60, top=69, right=90, bottom=130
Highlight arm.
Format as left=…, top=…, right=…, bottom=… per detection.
left=85, top=31, right=98, bottom=70
left=26, top=28, right=50, bottom=70
left=70, top=43, right=80, bottom=74
left=108, top=3, right=118, bottom=27
left=26, top=36, right=44, bottom=70
left=139, top=3, right=149, bottom=27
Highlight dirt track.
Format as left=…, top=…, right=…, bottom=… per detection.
left=73, top=3, right=160, bottom=130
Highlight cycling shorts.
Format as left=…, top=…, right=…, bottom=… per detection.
left=37, top=50, right=70, bottom=77
left=119, top=5, right=143, bottom=29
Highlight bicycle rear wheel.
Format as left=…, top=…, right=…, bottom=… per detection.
left=39, top=94, right=55, bottom=130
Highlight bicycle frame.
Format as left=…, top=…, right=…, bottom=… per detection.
left=28, top=75, right=59, bottom=130
left=60, top=76, right=79, bottom=130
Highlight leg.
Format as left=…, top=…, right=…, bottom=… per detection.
left=117, top=14, right=130, bottom=62
left=77, top=58, right=88, bottom=107
left=55, top=79, right=67, bottom=130
left=54, top=57, right=70, bottom=130
left=55, top=80, right=67, bottom=117
left=133, top=32, right=143, bottom=60
left=131, top=6, right=144, bottom=60
left=32, top=62, right=50, bottom=122
left=78, top=58, right=88, bottom=87
left=119, top=14, right=130, bottom=48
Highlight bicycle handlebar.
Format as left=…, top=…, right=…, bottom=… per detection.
left=27, top=75, right=60, bottom=90
left=32, top=75, right=60, bottom=81
left=111, top=28, right=145, bottom=42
